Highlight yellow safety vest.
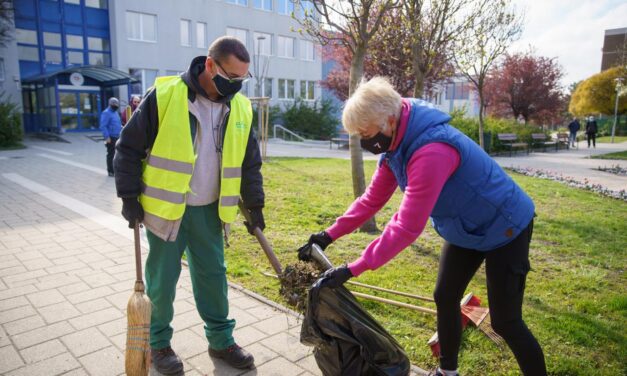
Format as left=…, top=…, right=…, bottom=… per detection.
left=139, top=76, right=252, bottom=223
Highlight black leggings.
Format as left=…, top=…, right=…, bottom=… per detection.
left=433, top=221, right=546, bottom=375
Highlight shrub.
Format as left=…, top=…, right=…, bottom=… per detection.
left=281, top=98, right=340, bottom=140
left=0, top=93, right=23, bottom=147
left=251, top=103, right=282, bottom=135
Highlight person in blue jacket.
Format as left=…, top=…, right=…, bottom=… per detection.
left=99, top=97, right=122, bottom=176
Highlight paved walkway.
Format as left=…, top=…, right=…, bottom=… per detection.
left=0, top=134, right=426, bottom=376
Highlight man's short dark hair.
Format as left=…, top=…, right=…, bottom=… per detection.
left=208, top=36, right=250, bottom=64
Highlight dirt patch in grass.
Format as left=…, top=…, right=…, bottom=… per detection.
left=279, top=261, right=322, bottom=312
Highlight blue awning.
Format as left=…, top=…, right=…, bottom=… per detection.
left=22, top=65, right=139, bottom=87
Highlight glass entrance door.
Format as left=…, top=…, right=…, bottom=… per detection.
left=59, top=91, right=101, bottom=131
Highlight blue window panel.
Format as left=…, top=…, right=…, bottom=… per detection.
left=65, top=24, right=83, bottom=35
left=15, top=19, right=37, bottom=30
left=85, top=8, right=109, bottom=29
left=40, top=1, right=61, bottom=22
left=63, top=4, right=83, bottom=24
left=45, top=63, right=64, bottom=74
left=15, top=0, right=37, bottom=18
left=19, top=61, right=40, bottom=78
left=42, top=22, right=61, bottom=33
left=86, top=28, right=109, bottom=39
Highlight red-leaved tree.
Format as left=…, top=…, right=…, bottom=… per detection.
left=485, top=52, right=565, bottom=125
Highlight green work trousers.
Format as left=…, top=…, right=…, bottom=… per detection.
left=145, top=202, right=235, bottom=350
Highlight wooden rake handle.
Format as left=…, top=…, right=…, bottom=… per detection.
left=238, top=201, right=283, bottom=275
left=133, top=222, right=144, bottom=284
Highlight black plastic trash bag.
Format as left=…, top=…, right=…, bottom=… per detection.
left=300, top=277, right=411, bottom=376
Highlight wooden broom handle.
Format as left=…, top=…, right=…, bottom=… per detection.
left=133, top=222, right=143, bottom=283
left=238, top=201, right=283, bottom=275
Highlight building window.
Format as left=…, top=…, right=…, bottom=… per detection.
left=300, top=80, right=315, bottom=100
left=180, top=19, right=191, bottom=47
left=67, top=51, right=84, bottom=65
left=196, top=22, right=207, bottom=49
left=126, top=11, right=157, bottom=42
left=88, top=37, right=110, bottom=51
left=255, top=77, right=273, bottom=98
left=0, top=58, right=4, bottom=81
left=16, top=29, right=38, bottom=45
left=89, top=52, right=110, bottom=66
left=85, top=0, right=108, bottom=9
left=43, top=32, right=62, bottom=47
left=18, top=46, right=39, bottom=62
left=226, top=0, right=248, bottom=6
left=254, top=0, right=272, bottom=11
left=278, top=79, right=295, bottom=99
left=300, top=40, right=314, bottom=61
left=253, top=32, right=272, bottom=55
left=277, top=36, right=294, bottom=58
left=226, top=27, right=248, bottom=47
left=66, top=34, right=83, bottom=49
left=130, top=68, right=159, bottom=95
left=299, top=0, right=314, bottom=19
left=45, top=49, right=62, bottom=64
left=445, top=82, right=470, bottom=100
left=277, top=0, right=294, bottom=15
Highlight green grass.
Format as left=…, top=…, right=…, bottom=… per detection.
left=597, top=136, right=627, bottom=143
left=590, top=150, right=627, bottom=160
left=224, top=158, right=627, bottom=376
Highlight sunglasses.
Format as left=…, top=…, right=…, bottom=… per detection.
left=215, top=60, right=252, bottom=83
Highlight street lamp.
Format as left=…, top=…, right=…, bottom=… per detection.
left=611, top=77, right=624, bottom=144
left=254, top=35, right=267, bottom=97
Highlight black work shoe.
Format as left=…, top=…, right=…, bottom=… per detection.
left=209, top=343, right=255, bottom=369
left=151, top=346, right=184, bottom=375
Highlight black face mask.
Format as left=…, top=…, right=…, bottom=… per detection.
left=110, top=105, right=119, bottom=111
left=360, top=131, right=392, bottom=154
left=212, top=74, right=242, bottom=97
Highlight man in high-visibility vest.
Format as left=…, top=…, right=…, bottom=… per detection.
left=114, top=36, right=264, bottom=374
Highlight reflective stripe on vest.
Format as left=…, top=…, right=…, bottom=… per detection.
left=219, top=93, right=252, bottom=222
left=139, top=75, right=252, bottom=223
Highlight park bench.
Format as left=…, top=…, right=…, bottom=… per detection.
left=497, top=133, right=529, bottom=156
left=530, top=133, right=557, bottom=152
left=556, top=133, right=570, bottom=150
left=330, top=132, right=350, bottom=149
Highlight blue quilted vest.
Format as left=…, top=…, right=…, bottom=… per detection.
left=383, top=99, right=535, bottom=251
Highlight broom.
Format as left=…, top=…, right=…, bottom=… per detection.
left=461, top=304, right=505, bottom=347
left=125, top=222, right=151, bottom=376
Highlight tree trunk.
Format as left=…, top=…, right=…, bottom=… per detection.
left=478, top=89, right=485, bottom=149
left=412, top=52, right=425, bottom=98
left=349, top=45, right=378, bottom=233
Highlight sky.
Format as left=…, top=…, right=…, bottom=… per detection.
left=510, top=0, right=627, bottom=89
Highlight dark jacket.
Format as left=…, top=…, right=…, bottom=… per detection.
left=585, top=120, right=598, bottom=134
left=113, top=56, right=264, bottom=210
left=568, top=119, right=580, bottom=133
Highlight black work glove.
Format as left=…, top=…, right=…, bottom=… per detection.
left=297, top=231, right=333, bottom=261
left=319, top=265, right=353, bottom=289
left=121, top=197, right=144, bottom=229
left=244, top=207, right=265, bottom=235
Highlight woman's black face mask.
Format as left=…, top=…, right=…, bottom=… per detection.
left=360, top=131, right=392, bottom=154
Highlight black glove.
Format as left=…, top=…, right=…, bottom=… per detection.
left=319, top=265, right=353, bottom=289
left=298, top=231, right=333, bottom=261
left=121, top=197, right=144, bottom=229
left=244, top=207, right=265, bottom=235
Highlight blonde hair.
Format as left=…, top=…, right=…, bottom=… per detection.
left=342, top=76, right=402, bottom=135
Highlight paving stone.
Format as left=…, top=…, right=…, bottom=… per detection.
left=187, top=351, right=242, bottom=376
left=0, top=345, right=24, bottom=373
left=78, top=346, right=124, bottom=376
left=108, top=278, right=137, bottom=292
left=295, top=355, right=322, bottom=376
left=4, top=314, right=46, bottom=336
left=252, top=315, right=291, bottom=336
left=105, top=290, right=132, bottom=310
left=68, top=307, right=123, bottom=330
left=38, top=301, right=82, bottom=323
left=52, top=255, right=82, bottom=265
left=242, top=356, right=304, bottom=376
left=245, top=305, right=283, bottom=321
left=15, top=250, right=44, bottom=262
left=46, top=261, right=87, bottom=275
left=19, top=339, right=67, bottom=364
left=171, top=309, right=203, bottom=331
left=75, top=298, right=113, bottom=314
left=26, top=289, right=66, bottom=308
left=109, top=332, right=125, bottom=351
left=23, top=257, right=54, bottom=270
left=0, top=260, right=23, bottom=271
left=98, top=317, right=126, bottom=336
left=260, top=332, right=310, bottom=362
left=62, top=368, right=89, bottom=376
left=76, top=252, right=107, bottom=264
left=58, top=281, right=91, bottom=295
left=7, top=352, right=80, bottom=376
left=0, top=305, right=37, bottom=325
left=230, top=296, right=262, bottom=310
left=233, top=325, right=268, bottom=348
left=67, top=285, right=115, bottom=304
left=12, top=321, right=75, bottom=349
left=81, top=271, right=117, bottom=288
left=173, top=299, right=196, bottom=314
left=243, top=342, right=280, bottom=367
left=61, top=327, right=112, bottom=357
left=35, top=274, right=81, bottom=291
left=229, top=306, right=260, bottom=327
left=0, top=265, right=27, bottom=278
left=171, top=328, right=208, bottom=359
left=0, top=321, right=9, bottom=346
left=0, top=296, right=30, bottom=312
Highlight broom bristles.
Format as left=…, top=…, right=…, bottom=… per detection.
left=461, top=305, right=505, bottom=347
left=126, top=282, right=152, bottom=376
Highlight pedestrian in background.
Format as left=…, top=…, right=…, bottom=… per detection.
left=99, top=97, right=122, bottom=177
left=121, top=94, right=141, bottom=126
left=585, top=116, right=598, bottom=148
left=567, top=116, right=580, bottom=148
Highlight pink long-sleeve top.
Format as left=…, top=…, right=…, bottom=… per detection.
left=326, top=99, right=461, bottom=277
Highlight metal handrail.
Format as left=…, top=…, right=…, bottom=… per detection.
left=272, top=124, right=307, bottom=142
